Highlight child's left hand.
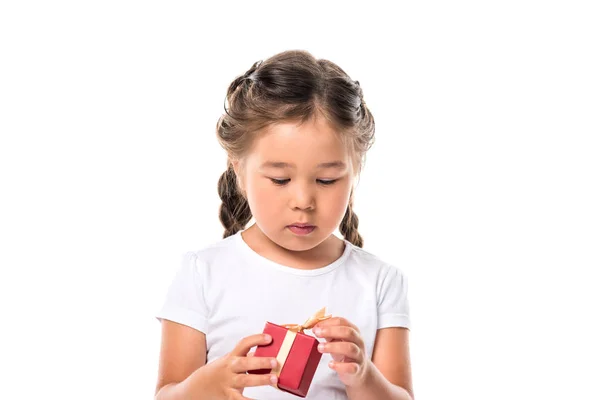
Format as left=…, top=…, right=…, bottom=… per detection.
left=312, top=317, right=372, bottom=388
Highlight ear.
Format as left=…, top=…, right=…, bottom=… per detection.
left=231, top=160, right=240, bottom=176
left=231, top=160, right=246, bottom=195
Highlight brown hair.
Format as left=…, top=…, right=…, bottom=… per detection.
left=216, top=50, right=375, bottom=247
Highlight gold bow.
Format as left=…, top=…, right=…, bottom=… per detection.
left=281, top=307, right=332, bottom=333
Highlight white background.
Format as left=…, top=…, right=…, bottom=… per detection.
left=1, top=1, right=598, bottom=399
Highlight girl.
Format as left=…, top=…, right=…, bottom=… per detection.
left=155, top=50, right=414, bottom=400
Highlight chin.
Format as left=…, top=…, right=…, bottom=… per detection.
left=285, top=232, right=330, bottom=251
left=285, top=241, right=318, bottom=252
left=261, top=232, right=307, bottom=251
left=259, top=224, right=329, bottom=251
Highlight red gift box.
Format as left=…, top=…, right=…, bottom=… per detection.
left=249, top=308, right=331, bottom=398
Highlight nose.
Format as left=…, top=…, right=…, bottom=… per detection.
left=289, top=181, right=316, bottom=211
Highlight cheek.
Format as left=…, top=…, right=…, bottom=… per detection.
left=246, top=179, right=280, bottom=217
left=328, top=184, right=352, bottom=219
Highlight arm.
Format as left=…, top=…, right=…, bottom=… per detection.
left=346, top=327, right=414, bottom=400
left=155, top=251, right=210, bottom=399
left=154, top=320, right=278, bottom=400
left=154, top=319, right=207, bottom=400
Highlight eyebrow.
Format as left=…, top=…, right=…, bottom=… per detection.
left=260, top=161, right=347, bottom=170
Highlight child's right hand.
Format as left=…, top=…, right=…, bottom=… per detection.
left=184, top=333, right=278, bottom=400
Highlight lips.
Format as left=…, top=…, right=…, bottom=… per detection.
left=289, top=223, right=315, bottom=228
left=288, top=225, right=316, bottom=235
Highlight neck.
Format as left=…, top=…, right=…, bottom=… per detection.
left=241, top=223, right=345, bottom=270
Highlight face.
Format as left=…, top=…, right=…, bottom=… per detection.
left=233, top=114, right=356, bottom=252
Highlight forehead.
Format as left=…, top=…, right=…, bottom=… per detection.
left=249, top=117, right=350, bottom=170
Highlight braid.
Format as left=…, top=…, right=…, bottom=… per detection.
left=339, top=190, right=364, bottom=248
left=218, top=163, right=252, bottom=238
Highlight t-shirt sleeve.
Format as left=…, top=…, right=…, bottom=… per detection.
left=155, top=251, right=209, bottom=333
left=376, top=264, right=411, bottom=330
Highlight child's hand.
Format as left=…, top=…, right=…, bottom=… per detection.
left=313, top=317, right=372, bottom=388
left=184, top=333, right=278, bottom=400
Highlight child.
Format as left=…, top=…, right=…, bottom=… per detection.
left=154, top=50, right=414, bottom=400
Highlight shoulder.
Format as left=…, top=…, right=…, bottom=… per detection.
left=184, top=233, right=242, bottom=273
left=342, top=242, right=409, bottom=307
left=344, top=241, right=408, bottom=281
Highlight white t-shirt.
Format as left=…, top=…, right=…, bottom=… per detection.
left=156, top=230, right=410, bottom=400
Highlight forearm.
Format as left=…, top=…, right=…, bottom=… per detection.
left=346, top=362, right=413, bottom=400
left=154, top=368, right=211, bottom=400
left=154, top=382, right=187, bottom=400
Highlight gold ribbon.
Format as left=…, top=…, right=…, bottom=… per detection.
left=281, top=306, right=332, bottom=333
left=270, top=307, right=332, bottom=389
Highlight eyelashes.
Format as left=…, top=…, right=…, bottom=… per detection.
left=269, top=178, right=339, bottom=186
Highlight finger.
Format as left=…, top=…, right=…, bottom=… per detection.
left=318, top=341, right=364, bottom=363
left=329, top=360, right=360, bottom=375
left=231, top=371, right=278, bottom=389
left=233, top=334, right=272, bottom=356
left=230, top=355, right=278, bottom=373
left=314, top=326, right=364, bottom=348
left=314, top=317, right=359, bottom=332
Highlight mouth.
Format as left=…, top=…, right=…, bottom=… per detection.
left=289, top=223, right=315, bottom=228
left=287, top=225, right=316, bottom=235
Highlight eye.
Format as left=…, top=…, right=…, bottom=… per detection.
left=269, top=178, right=290, bottom=186
left=317, top=179, right=338, bottom=186
left=268, top=178, right=339, bottom=186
